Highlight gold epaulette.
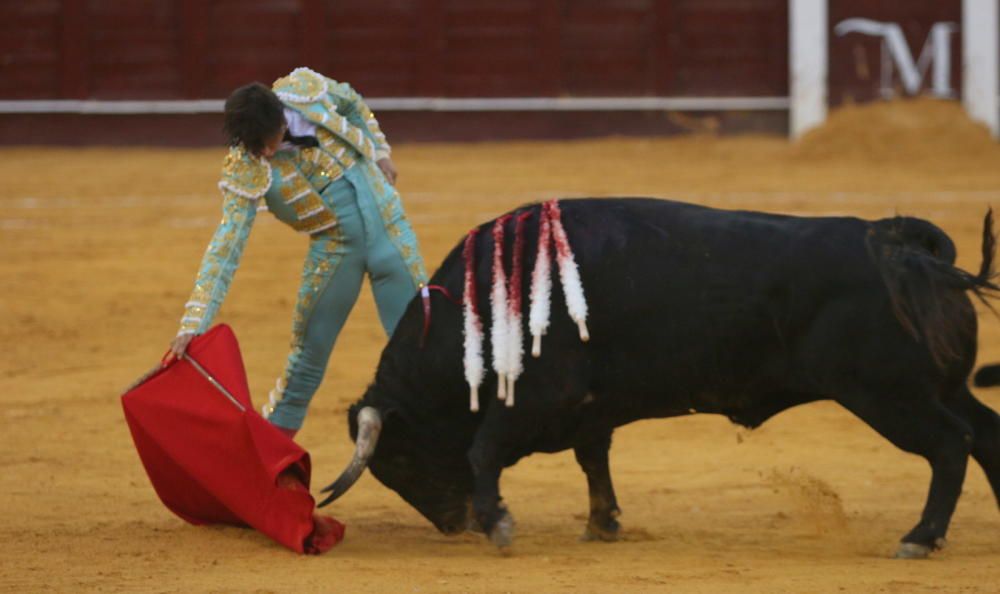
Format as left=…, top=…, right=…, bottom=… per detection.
left=273, top=67, right=328, bottom=104
left=218, top=146, right=272, bottom=199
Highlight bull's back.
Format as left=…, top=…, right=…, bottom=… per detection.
left=549, top=199, right=953, bottom=408
left=412, top=198, right=962, bottom=422
left=560, top=198, right=874, bottom=328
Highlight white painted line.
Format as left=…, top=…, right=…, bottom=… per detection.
left=0, top=96, right=790, bottom=114
left=0, top=100, right=225, bottom=114
left=368, top=97, right=790, bottom=111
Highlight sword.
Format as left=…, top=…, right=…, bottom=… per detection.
left=122, top=352, right=246, bottom=413
left=181, top=352, right=246, bottom=412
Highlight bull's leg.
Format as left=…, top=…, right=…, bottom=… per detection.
left=838, top=393, right=972, bottom=558
left=947, top=387, right=1000, bottom=508
left=574, top=430, right=621, bottom=541
left=467, top=432, right=515, bottom=550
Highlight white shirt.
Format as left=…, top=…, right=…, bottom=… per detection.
left=284, top=108, right=316, bottom=137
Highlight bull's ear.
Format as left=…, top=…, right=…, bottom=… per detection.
left=372, top=406, right=405, bottom=443
left=375, top=406, right=402, bottom=428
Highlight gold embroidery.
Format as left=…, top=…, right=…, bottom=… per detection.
left=311, top=128, right=359, bottom=169
left=300, top=215, right=338, bottom=234
left=290, top=194, right=325, bottom=219
left=272, top=156, right=298, bottom=177
left=219, top=146, right=271, bottom=198
left=379, top=200, right=395, bottom=224
left=273, top=68, right=327, bottom=103
left=264, top=150, right=341, bottom=235
left=301, top=96, right=376, bottom=162
left=286, top=228, right=344, bottom=352
left=190, top=285, right=210, bottom=303
left=297, top=148, right=319, bottom=177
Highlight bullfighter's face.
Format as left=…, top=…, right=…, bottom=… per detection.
left=349, top=402, right=476, bottom=534
left=257, top=123, right=287, bottom=159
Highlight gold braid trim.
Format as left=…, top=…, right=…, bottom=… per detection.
left=272, top=67, right=328, bottom=103
left=218, top=146, right=271, bottom=199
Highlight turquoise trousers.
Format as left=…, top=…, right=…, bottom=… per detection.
left=268, top=165, right=419, bottom=430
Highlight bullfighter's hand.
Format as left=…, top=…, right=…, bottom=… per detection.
left=168, top=333, right=195, bottom=362
left=377, top=157, right=398, bottom=185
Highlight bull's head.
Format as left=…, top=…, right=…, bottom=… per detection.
left=317, top=401, right=476, bottom=534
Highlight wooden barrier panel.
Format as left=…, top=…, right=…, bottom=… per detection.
left=88, top=0, right=180, bottom=99
left=0, top=0, right=793, bottom=142
left=666, top=0, right=788, bottom=97
left=0, top=1, right=62, bottom=99
left=0, top=0, right=790, bottom=100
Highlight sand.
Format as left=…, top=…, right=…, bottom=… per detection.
left=2, top=99, right=999, bottom=592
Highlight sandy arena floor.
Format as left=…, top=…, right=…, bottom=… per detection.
left=2, top=100, right=1000, bottom=592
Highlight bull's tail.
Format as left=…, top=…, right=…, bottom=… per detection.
left=974, top=363, right=1000, bottom=387
left=868, top=209, right=999, bottom=368
left=883, top=216, right=959, bottom=264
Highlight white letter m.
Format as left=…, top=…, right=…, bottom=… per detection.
left=835, top=18, right=958, bottom=98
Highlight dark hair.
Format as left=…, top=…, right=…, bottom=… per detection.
left=223, top=83, right=285, bottom=156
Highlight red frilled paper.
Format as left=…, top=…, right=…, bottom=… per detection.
left=121, top=324, right=344, bottom=554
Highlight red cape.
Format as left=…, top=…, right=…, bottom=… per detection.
left=122, top=324, right=344, bottom=553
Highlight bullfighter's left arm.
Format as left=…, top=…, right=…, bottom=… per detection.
left=330, top=81, right=391, bottom=162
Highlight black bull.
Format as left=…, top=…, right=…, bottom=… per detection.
left=320, top=198, right=1000, bottom=558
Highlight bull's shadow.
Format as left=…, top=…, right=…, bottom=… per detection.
left=320, top=198, right=1000, bottom=559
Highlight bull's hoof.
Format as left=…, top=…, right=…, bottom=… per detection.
left=465, top=503, right=485, bottom=534
left=894, top=542, right=933, bottom=559
left=465, top=517, right=485, bottom=534
left=580, top=517, right=620, bottom=542
left=488, top=511, right=516, bottom=552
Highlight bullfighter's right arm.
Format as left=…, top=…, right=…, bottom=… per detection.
left=176, top=148, right=268, bottom=336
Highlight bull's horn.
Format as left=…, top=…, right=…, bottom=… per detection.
left=317, top=406, right=382, bottom=508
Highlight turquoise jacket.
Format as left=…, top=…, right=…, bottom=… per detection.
left=177, top=68, right=427, bottom=335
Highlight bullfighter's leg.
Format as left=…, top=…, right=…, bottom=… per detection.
left=947, top=387, right=1000, bottom=508
left=838, top=393, right=972, bottom=558
left=366, top=222, right=420, bottom=336
left=347, top=162, right=424, bottom=336
left=267, top=183, right=368, bottom=432
left=574, top=431, right=622, bottom=541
